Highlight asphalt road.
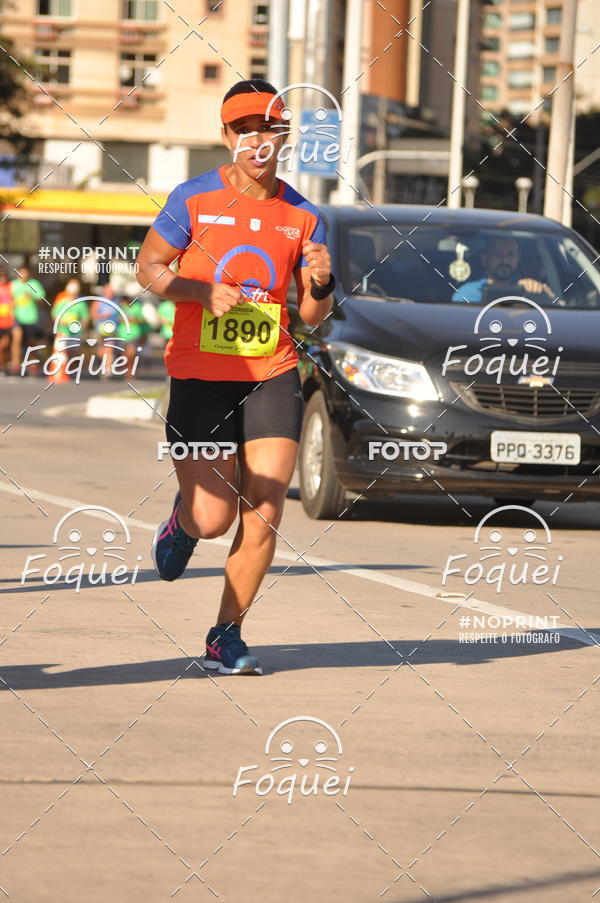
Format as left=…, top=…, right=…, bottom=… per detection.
left=1, top=377, right=599, bottom=903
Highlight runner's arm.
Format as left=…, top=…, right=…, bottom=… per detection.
left=294, top=241, right=334, bottom=327
left=136, top=228, right=241, bottom=316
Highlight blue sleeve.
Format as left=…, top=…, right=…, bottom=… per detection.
left=297, top=213, right=327, bottom=268
left=452, top=279, right=484, bottom=304
left=151, top=184, right=191, bottom=249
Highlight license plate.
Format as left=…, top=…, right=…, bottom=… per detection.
left=490, top=431, right=581, bottom=465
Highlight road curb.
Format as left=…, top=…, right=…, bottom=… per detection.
left=86, top=389, right=164, bottom=422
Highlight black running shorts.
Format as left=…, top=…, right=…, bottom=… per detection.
left=165, top=367, right=304, bottom=447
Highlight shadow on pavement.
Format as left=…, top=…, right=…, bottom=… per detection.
left=1, top=561, right=433, bottom=593
left=0, top=632, right=592, bottom=689
left=395, top=866, right=600, bottom=902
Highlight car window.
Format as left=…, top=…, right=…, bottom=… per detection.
left=340, top=224, right=600, bottom=309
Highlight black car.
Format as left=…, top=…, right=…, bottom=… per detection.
left=289, top=205, right=600, bottom=518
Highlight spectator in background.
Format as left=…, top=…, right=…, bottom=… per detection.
left=91, top=284, right=120, bottom=375
left=11, top=266, right=46, bottom=374
left=0, top=267, right=22, bottom=375
left=50, top=280, right=89, bottom=379
left=115, top=296, right=150, bottom=378
left=51, top=279, right=88, bottom=339
left=157, top=298, right=175, bottom=343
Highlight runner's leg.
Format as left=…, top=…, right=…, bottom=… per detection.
left=174, top=451, right=239, bottom=539
left=215, top=436, right=298, bottom=626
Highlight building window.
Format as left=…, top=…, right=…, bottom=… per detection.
left=543, top=66, right=557, bottom=82
left=121, top=0, right=158, bottom=20
left=508, top=40, right=535, bottom=59
left=120, top=53, right=158, bottom=88
left=34, top=47, right=71, bottom=84
left=508, top=68, right=534, bottom=88
left=509, top=12, right=535, bottom=30
left=481, top=84, right=499, bottom=101
left=252, top=2, right=269, bottom=25
left=37, top=0, right=72, bottom=15
left=545, top=36, right=559, bottom=54
left=101, top=141, right=148, bottom=183
left=546, top=8, right=562, bottom=25
left=202, top=63, right=221, bottom=82
left=481, top=60, right=500, bottom=77
left=483, top=36, right=500, bottom=52
left=249, top=56, right=267, bottom=79
left=483, top=12, right=502, bottom=29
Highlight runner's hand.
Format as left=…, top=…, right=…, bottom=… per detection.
left=302, top=242, right=331, bottom=286
left=203, top=283, right=242, bottom=317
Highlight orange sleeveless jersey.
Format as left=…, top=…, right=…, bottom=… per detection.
left=151, top=165, right=326, bottom=381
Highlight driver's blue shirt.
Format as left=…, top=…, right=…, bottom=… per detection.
left=451, top=278, right=487, bottom=303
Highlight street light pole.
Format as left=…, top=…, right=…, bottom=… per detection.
left=337, top=0, right=364, bottom=204
left=267, top=0, right=289, bottom=91
left=543, top=0, right=577, bottom=223
left=447, top=0, right=470, bottom=209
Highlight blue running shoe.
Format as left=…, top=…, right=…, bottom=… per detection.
left=151, top=491, right=198, bottom=581
left=204, top=623, right=263, bottom=675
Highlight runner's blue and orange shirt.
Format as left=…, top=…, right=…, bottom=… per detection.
left=151, top=164, right=326, bottom=381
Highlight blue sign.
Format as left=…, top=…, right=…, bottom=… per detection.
left=297, top=108, right=342, bottom=179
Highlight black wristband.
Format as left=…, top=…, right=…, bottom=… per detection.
left=310, top=273, right=335, bottom=300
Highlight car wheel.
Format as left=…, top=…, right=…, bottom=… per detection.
left=493, top=498, right=535, bottom=508
left=299, top=392, right=347, bottom=519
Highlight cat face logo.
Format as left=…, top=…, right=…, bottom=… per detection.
left=473, top=297, right=552, bottom=353
left=52, top=505, right=131, bottom=562
left=265, top=83, right=343, bottom=143
left=21, top=505, right=141, bottom=594
left=442, top=505, right=564, bottom=594
left=265, top=716, right=343, bottom=772
left=54, top=296, right=131, bottom=352
left=474, top=505, right=552, bottom=562
left=233, top=715, right=354, bottom=804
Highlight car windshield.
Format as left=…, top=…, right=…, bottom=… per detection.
left=340, top=223, right=600, bottom=309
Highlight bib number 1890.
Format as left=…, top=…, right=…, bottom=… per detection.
left=199, top=301, right=280, bottom=357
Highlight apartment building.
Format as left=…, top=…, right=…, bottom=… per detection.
left=480, top=0, right=599, bottom=121
left=1, top=0, right=271, bottom=193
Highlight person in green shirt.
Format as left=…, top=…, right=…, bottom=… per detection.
left=11, top=267, right=45, bottom=370
left=115, top=296, right=150, bottom=378
left=51, top=279, right=89, bottom=350
left=157, top=299, right=175, bottom=342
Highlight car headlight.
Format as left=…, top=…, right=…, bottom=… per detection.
left=330, top=343, right=438, bottom=401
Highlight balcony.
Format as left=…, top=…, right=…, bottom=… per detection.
left=249, top=26, right=268, bottom=48
left=119, top=21, right=166, bottom=43
left=33, top=18, right=74, bottom=40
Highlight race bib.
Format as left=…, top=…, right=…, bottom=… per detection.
left=199, top=301, right=281, bottom=357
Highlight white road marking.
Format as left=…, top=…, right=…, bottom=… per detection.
left=1, top=480, right=598, bottom=647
